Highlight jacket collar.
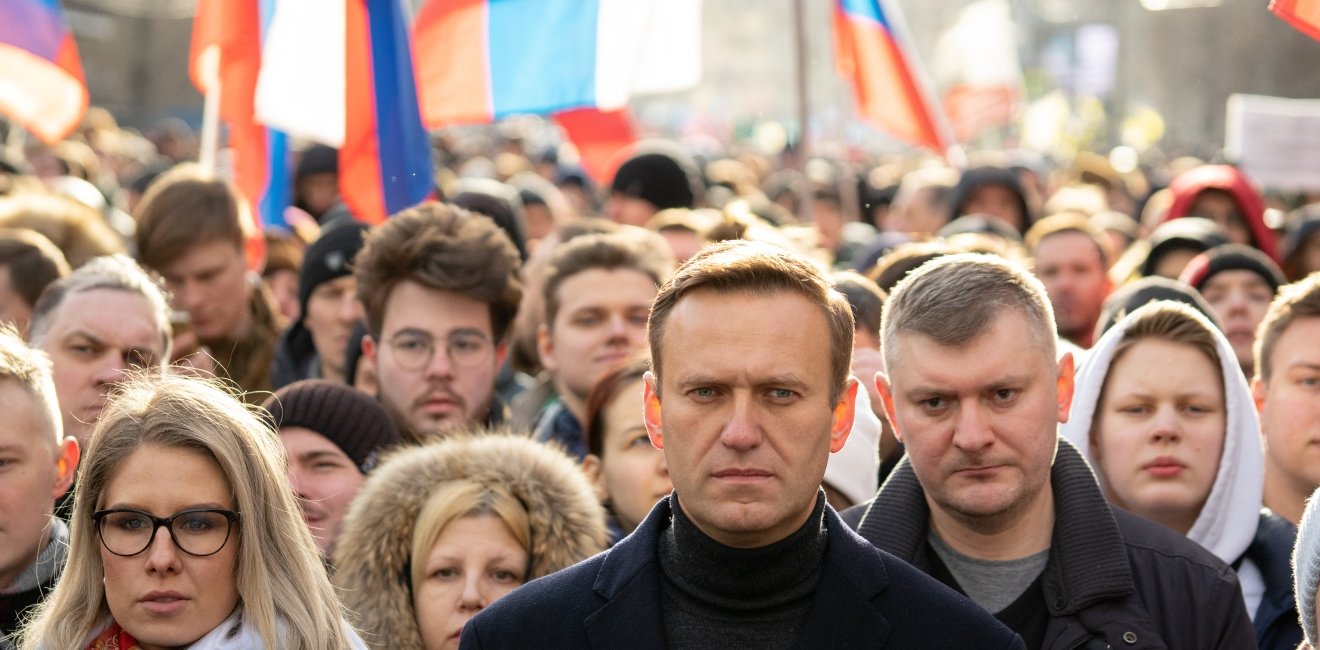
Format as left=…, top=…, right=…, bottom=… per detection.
left=857, top=437, right=1135, bottom=614
left=587, top=495, right=892, bottom=649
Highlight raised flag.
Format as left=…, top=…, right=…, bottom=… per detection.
left=190, top=0, right=290, bottom=239
left=833, top=0, right=956, bottom=159
left=255, top=0, right=433, bottom=224
left=1272, top=0, right=1320, bottom=40
left=0, top=0, right=88, bottom=144
left=553, top=107, right=636, bottom=184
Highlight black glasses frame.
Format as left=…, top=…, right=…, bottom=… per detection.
left=91, top=508, right=241, bottom=557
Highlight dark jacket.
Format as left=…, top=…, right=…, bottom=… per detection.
left=461, top=496, right=1024, bottom=649
left=532, top=398, right=587, bottom=461
left=270, top=320, right=320, bottom=390
left=845, top=439, right=1257, bottom=650
left=1248, top=512, right=1303, bottom=650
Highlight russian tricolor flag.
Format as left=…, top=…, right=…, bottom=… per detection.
left=411, top=0, right=700, bottom=181
left=190, top=0, right=289, bottom=236
left=0, top=0, right=87, bottom=144
left=253, top=0, right=434, bottom=224
left=1272, top=0, right=1320, bottom=40
left=833, top=0, right=955, bottom=159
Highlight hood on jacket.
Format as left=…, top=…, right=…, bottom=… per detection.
left=1163, top=165, right=1278, bottom=263
left=948, top=166, right=1033, bottom=235
left=1060, top=300, right=1262, bottom=567
left=333, top=431, right=608, bottom=649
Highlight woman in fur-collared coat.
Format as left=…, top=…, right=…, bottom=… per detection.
left=333, top=430, right=608, bottom=650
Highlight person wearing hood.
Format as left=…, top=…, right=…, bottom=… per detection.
left=1179, top=244, right=1286, bottom=379
left=333, top=432, right=607, bottom=650
left=1061, top=301, right=1300, bottom=650
left=271, top=223, right=369, bottom=389
left=1162, top=164, right=1278, bottom=263
left=1291, top=486, right=1320, bottom=650
left=948, top=166, right=1033, bottom=235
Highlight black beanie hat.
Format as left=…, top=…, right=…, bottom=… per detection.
left=1093, top=276, right=1221, bottom=343
left=1179, top=243, right=1286, bottom=293
left=1140, top=217, right=1229, bottom=278
left=263, top=379, right=400, bottom=473
left=609, top=143, right=703, bottom=210
left=298, top=222, right=370, bottom=313
left=296, top=144, right=338, bottom=181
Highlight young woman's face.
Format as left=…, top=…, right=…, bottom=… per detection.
left=99, top=445, right=240, bottom=650
left=413, top=515, right=528, bottom=650
left=1093, top=338, right=1226, bottom=534
left=594, top=378, right=671, bottom=534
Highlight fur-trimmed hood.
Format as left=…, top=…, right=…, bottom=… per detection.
left=333, top=431, right=608, bottom=649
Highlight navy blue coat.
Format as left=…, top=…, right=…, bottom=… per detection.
left=460, top=497, right=1024, bottom=649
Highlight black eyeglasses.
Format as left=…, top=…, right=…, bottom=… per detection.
left=92, top=508, right=240, bottom=557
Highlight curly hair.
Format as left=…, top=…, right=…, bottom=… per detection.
left=355, top=202, right=523, bottom=341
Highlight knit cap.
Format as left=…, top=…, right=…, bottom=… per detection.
left=1179, top=243, right=1286, bottom=293
left=609, top=143, right=703, bottom=211
left=1294, top=485, right=1320, bottom=646
left=262, top=379, right=400, bottom=473
left=298, top=222, right=369, bottom=313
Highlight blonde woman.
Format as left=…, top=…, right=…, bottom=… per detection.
left=19, top=374, right=365, bottom=649
left=334, top=432, right=607, bottom=650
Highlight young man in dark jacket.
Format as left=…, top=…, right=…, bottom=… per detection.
left=845, top=253, right=1257, bottom=649
left=461, top=241, right=1023, bottom=649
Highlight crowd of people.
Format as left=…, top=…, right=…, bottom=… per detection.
left=0, top=107, right=1319, bottom=649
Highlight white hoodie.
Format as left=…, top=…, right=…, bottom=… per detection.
left=1059, top=301, right=1266, bottom=617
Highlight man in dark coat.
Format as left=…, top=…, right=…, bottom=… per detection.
left=844, top=253, right=1257, bottom=649
left=461, top=241, right=1022, bottom=649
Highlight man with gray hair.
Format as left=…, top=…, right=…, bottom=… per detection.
left=27, top=254, right=173, bottom=447
left=0, top=326, right=79, bottom=649
left=845, top=253, right=1255, bottom=649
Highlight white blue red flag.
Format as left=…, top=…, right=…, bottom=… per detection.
left=0, top=0, right=87, bottom=144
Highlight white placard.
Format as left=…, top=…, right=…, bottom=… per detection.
left=1225, top=93, right=1320, bottom=192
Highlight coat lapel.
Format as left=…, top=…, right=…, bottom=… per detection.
left=584, top=499, right=671, bottom=650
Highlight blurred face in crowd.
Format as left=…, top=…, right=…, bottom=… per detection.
left=584, top=377, right=671, bottom=535
left=877, top=308, right=1073, bottom=532
left=962, top=185, right=1024, bottom=232
left=414, top=515, right=527, bottom=650
left=0, top=381, right=77, bottom=590
left=645, top=289, right=856, bottom=548
left=366, top=281, right=502, bottom=438
left=304, top=275, right=363, bottom=383
left=1256, top=317, right=1320, bottom=521
left=265, top=269, right=300, bottom=323
left=297, top=173, right=340, bottom=220
left=99, top=445, right=240, bottom=649
left=602, top=194, right=657, bottom=228
left=539, top=269, right=655, bottom=417
left=0, top=266, right=33, bottom=336
left=1092, top=338, right=1225, bottom=535
left=1033, top=231, right=1110, bottom=346
left=158, top=240, right=252, bottom=342
left=1199, top=270, right=1273, bottom=373
left=1190, top=190, right=1252, bottom=246
left=1152, top=248, right=1202, bottom=279
left=884, top=186, right=947, bottom=236
left=33, top=289, right=166, bottom=446
left=280, top=426, right=364, bottom=555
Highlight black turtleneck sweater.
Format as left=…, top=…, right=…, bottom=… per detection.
left=658, top=491, right=828, bottom=649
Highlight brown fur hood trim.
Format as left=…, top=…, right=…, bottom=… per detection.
left=333, top=431, right=608, bottom=649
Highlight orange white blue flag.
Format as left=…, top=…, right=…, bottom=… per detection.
left=0, top=0, right=87, bottom=144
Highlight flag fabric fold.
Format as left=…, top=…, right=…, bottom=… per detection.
left=0, top=0, right=88, bottom=144
left=1272, top=0, right=1320, bottom=41
left=833, top=0, right=955, bottom=158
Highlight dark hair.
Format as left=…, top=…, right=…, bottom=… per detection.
left=582, top=353, right=652, bottom=458
left=541, top=232, right=672, bottom=330
left=0, top=229, right=70, bottom=309
left=831, top=271, right=886, bottom=338
left=354, top=201, right=522, bottom=341
left=133, top=163, right=252, bottom=271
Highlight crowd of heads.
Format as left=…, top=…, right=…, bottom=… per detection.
left=2, top=107, right=1320, bottom=648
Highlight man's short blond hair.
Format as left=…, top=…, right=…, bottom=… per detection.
left=0, top=324, right=62, bottom=445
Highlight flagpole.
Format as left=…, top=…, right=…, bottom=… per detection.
left=793, top=0, right=813, bottom=223
left=198, top=47, right=221, bottom=173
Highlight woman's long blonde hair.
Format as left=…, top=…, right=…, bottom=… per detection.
left=19, top=374, right=355, bottom=649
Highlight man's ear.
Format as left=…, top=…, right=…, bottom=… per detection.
left=53, top=437, right=80, bottom=500
left=1252, top=376, right=1267, bottom=413
left=536, top=323, right=557, bottom=373
left=581, top=454, right=608, bottom=502
left=362, top=334, right=378, bottom=364
left=874, top=372, right=903, bottom=444
left=829, top=378, right=859, bottom=453
left=1056, top=352, right=1076, bottom=424
left=643, top=372, right=664, bottom=449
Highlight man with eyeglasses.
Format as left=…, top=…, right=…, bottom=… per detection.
left=354, top=202, right=523, bottom=442
left=0, top=327, right=79, bottom=648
